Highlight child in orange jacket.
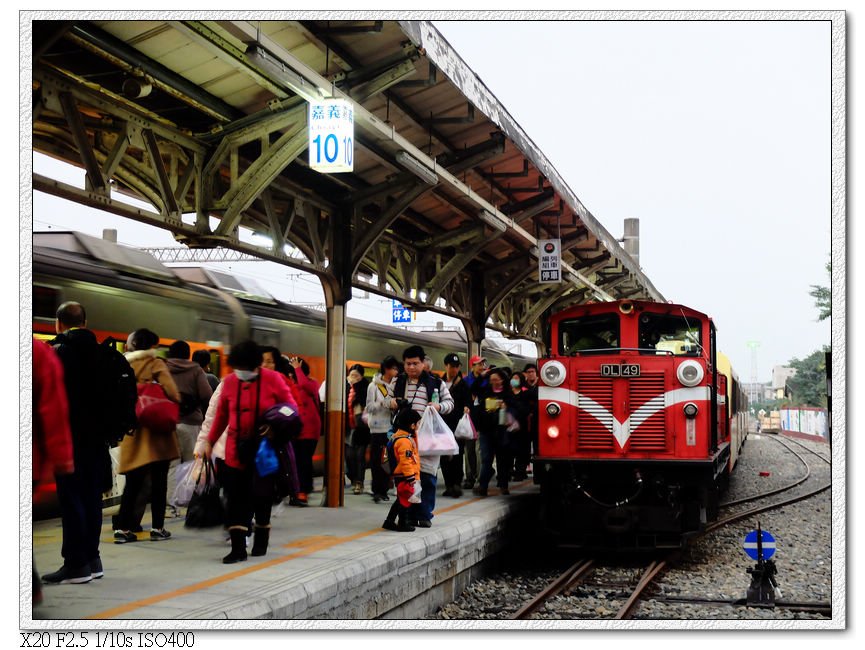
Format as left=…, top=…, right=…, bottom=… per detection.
left=382, top=409, right=422, bottom=532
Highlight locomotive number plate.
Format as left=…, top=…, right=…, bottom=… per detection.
left=601, top=363, right=641, bottom=377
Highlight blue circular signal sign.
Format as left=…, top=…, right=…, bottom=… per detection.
left=744, top=530, right=776, bottom=560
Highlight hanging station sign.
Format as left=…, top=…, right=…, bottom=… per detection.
left=308, top=99, right=354, bottom=173
left=538, top=238, right=562, bottom=283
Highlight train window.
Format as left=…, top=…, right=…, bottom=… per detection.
left=33, top=285, right=60, bottom=320
left=559, top=314, right=619, bottom=355
left=638, top=313, right=702, bottom=356
left=198, top=319, right=231, bottom=346
left=251, top=327, right=280, bottom=348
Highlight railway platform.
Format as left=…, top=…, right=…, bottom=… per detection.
left=30, top=479, right=538, bottom=623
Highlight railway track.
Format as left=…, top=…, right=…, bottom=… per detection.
left=509, top=434, right=831, bottom=620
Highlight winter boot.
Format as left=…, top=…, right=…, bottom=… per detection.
left=222, top=528, right=248, bottom=564
left=250, top=525, right=271, bottom=557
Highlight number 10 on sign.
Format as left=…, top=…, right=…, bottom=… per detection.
left=309, top=99, right=354, bottom=173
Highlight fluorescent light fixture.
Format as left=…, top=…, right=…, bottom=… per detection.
left=479, top=209, right=508, bottom=233
left=245, top=43, right=322, bottom=99
left=395, top=151, right=439, bottom=185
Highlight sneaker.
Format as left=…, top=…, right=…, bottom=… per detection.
left=373, top=494, right=384, bottom=503
left=42, top=564, right=93, bottom=584
left=442, top=486, right=454, bottom=497
left=450, top=486, right=463, bottom=498
left=462, top=479, right=475, bottom=489
left=416, top=519, right=432, bottom=528
left=499, top=486, right=510, bottom=495
left=352, top=483, right=364, bottom=495
left=382, top=521, right=400, bottom=531
left=150, top=528, right=171, bottom=541
left=89, top=557, right=104, bottom=579
left=113, top=530, right=138, bottom=544
left=472, top=486, right=488, bottom=497
left=289, top=497, right=309, bottom=507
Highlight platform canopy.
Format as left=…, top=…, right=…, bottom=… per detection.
left=31, top=18, right=664, bottom=345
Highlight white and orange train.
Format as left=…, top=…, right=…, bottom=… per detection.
left=534, top=299, right=748, bottom=550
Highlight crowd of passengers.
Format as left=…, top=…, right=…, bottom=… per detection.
left=32, top=300, right=540, bottom=603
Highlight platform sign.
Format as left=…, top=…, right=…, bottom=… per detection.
left=308, top=99, right=354, bottom=172
left=744, top=529, right=776, bottom=560
left=539, top=238, right=561, bottom=283
left=392, top=300, right=412, bottom=324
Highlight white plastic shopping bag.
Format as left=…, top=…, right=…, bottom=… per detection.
left=408, top=480, right=422, bottom=504
left=453, top=413, right=477, bottom=441
left=172, top=459, right=198, bottom=506
left=416, top=405, right=459, bottom=455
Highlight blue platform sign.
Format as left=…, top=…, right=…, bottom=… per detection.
left=392, top=300, right=412, bottom=324
left=744, top=529, right=776, bottom=560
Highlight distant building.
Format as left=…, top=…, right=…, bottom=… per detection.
left=744, top=382, right=774, bottom=402
left=772, top=366, right=797, bottom=400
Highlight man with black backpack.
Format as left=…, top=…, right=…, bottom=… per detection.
left=43, top=302, right=138, bottom=585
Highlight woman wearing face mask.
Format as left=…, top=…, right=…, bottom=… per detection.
left=508, top=371, right=532, bottom=482
left=199, top=340, right=295, bottom=564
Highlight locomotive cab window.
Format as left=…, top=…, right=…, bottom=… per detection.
left=559, top=314, right=619, bottom=355
left=638, top=313, right=702, bottom=356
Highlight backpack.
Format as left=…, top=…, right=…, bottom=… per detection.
left=178, top=392, right=200, bottom=418
left=383, top=435, right=399, bottom=475
left=383, top=432, right=413, bottom=476
left=95, top=337, right=139, bottom=444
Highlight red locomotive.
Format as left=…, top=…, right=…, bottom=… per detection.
left=535, top=299, right=748, bottom=550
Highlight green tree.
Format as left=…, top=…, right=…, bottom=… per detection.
left=785, top=348, right=829, bottom=407
left=809, top=260, right=831, bottom=321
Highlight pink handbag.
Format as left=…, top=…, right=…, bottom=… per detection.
left=135, top=382, right=179, bottom=435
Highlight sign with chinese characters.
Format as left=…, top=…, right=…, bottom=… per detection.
left=538, top=238, right=561, bottom=283
left=308, top=99, right=354, bottom=172
left=392, top=300, right=413, bottom=324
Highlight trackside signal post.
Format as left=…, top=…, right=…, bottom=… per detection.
left=744, top=523, right=781, bottom=606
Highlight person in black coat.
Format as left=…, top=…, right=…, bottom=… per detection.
left=508, top=372, right=532, bottom=481
left=472, top=368, right=519, bottom=496
left=439, top=353, right=472, bottom=498
left=345, top=364, right=370, bottom=495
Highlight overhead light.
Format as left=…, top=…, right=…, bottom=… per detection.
left=245, top=43, right=322, bottom=99
left=122, top=77, right=152, bottom=99
left=479, top=209, right=508, bottom=233
left=395, top=151, right=439, bottom=185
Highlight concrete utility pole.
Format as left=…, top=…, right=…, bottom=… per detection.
left=622, top=218, right=639, bottom=266
left=747, top=340, right=761, bottom=403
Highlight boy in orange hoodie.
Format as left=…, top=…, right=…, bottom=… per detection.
left=382, top=409, right=422, bottom=532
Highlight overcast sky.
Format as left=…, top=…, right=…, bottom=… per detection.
left=433, top=19, right=833, bottom=383
left=30, top=17, right=836, bottom=383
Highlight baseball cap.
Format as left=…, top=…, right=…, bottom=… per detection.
left=469, top=355, right=487, bottom=366
left=443, top=353, right=461, bottom=366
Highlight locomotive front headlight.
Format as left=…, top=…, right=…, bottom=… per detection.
left=546, top=425, right=560, bottom=439
left=546, top=402, right=561, bottom=417
left=541, top=360, right=566, bottom=387
left=683, top=402, right=698, bottom=418
left=676, top=360, right=704, bottom=387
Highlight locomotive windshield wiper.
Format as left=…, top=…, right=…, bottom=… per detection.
left=569, top=347, right=673, bottom=356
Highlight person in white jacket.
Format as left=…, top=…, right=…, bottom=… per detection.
left=364, top=356, right=401, bottom=503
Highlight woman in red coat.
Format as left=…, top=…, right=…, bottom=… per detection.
left=201, top=340, right=296, bottom=564
left=285, top=356, right=321, bottom=506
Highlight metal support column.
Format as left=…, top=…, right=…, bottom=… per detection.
left=320, top=202, right=354, bottom=507
left=323, top=303, right=348, bottom=507
left=462, top=268, right=486, bottom=361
